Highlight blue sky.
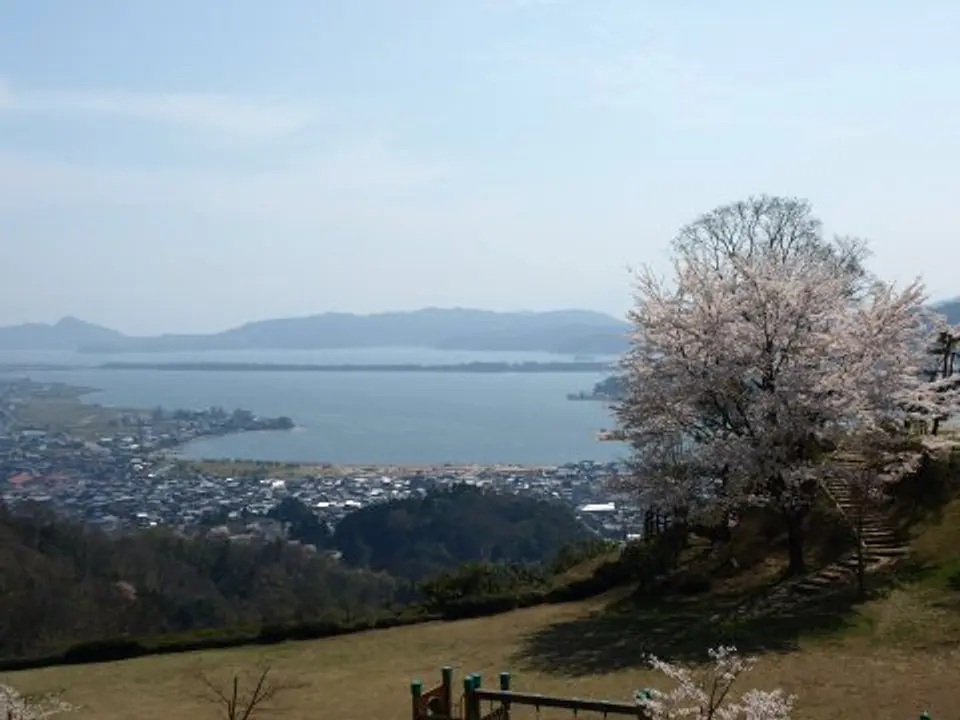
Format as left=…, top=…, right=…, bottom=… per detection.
left=1, top=0, right=958, bottom=334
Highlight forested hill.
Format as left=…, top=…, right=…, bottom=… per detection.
left=332, top=486, right=592, bottom=580
left=0, top=487, right=596, bottom=662
left=0, top=503, right=396, bottom=660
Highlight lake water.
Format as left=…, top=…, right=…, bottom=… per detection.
left=0, top=348, right=626, bottom=465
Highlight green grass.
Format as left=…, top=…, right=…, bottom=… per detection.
left=5, top=588, right=959, bottom=720
left=14, top=398, right=136, bottom=440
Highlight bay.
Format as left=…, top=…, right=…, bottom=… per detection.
left=3, top=348, right=626, bottom=465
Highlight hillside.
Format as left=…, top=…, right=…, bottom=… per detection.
left=0, top=487, right=597, bottom=662
left=0, top=317, right=124, bottom=351
left=5, top=451, right=960, bottom=719
left=0, top=503, right=397, bottom=660
left=5, top=449, right=959, bottom=719
left=332, top=486, right=591, bottom=580
left=0, top=308, right=630, bottom=355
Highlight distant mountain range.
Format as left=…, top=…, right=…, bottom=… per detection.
left=3, top=299, right=955, bottom=357
left=0, top=309, right=632, bottom=356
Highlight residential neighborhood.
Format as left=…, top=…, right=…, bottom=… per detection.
left=0, top=378, right=644, bottom=544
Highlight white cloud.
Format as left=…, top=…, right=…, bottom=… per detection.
left=0, top=78, right=319, bottom=138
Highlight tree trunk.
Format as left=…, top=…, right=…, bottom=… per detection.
left=785, top=511, right=807, bottom=576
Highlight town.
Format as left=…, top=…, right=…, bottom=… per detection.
left=0, top=377, right=643, bottom=544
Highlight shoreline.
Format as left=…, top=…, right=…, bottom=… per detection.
left=173, top=456, right=577, bottom=477
left=3, top=377, right=296, bottom=446
left=5, top=377, right=623, bottom=470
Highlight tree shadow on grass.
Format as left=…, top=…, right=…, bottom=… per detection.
left=512, top=589, right=862, bottom=677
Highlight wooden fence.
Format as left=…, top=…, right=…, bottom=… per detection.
left=411, top=667, right=648, bottom=720
left=410, top=667, right=937, bottom=720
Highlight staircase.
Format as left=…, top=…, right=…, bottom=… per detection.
left=733, top=456, right=909, bottom=620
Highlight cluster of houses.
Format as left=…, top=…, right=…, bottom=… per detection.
left=1, top=440, right=643, bottom=540
left=0, top=378, right=644, bottom=543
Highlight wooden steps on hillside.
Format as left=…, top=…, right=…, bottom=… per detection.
left=729, top=462, right=910, bottom=621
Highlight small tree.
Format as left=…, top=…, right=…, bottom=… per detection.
left=616, top=195, right=930, bottom=575
left=198, top=665, right=299, bottom=720
left=635, top=645, right=796, bottom=719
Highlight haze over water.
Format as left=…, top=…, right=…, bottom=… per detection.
left=3, top=348, right=624, bottom=466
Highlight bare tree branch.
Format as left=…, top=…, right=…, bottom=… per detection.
left=196, top=664, right=303, bottom=720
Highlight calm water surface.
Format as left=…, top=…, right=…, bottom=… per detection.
left=3, top=349, right=625, bottom=465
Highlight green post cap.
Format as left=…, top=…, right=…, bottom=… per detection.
left=411, top=680, right=423, bottom=696
left=920, top=713, right=931, bottom=720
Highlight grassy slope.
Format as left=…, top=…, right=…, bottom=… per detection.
left=6, top=458, right=960, bottom=720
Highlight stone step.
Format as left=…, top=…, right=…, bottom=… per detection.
left=831, top=500, right=882, bottom=509
left=729, top=542, right=910, bottom=622
left=865, top=546, right=910, bottom=558
left=817, top=568, right=855, bottom=583
left=863, top=546, right=907, bottom=556
left=860, top=535, right=906, bottom=545
left=793, top=580, right=834, bottom=596
left=857, top=523, right=894, bottom=531
left=859, top=534, right=900, bottom=544
left=858, top=526, right=897, bottom=534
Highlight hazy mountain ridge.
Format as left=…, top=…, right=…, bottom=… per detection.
left=0, top=316, right=125, bottom=351
left=0, top=308, right=631, bottom=355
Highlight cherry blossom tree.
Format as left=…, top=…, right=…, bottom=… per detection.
left=614, top=195, right=933, bottom=575
left=914, top=319, right=960, bottom=434
left=0, top=684, right=74, bottom=719
left=635, top=645, right=796, bottom=719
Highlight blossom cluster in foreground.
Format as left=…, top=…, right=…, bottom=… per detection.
left=0, top=684, right=75, bottom=720
left=635, top=645, right=796, bottom=719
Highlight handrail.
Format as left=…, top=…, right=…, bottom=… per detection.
left=817, top=477, right=865, bottom=555
left=473, top=689, right=646, bottom=717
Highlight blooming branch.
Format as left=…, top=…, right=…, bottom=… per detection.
left=0, top=684, right=75, bottom=719
left=635, top=645, right=796, bottom=719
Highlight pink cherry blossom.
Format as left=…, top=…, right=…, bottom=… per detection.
left=614, top=196, right=958, bottom=571
left=635, top=645, right=796, bottom=719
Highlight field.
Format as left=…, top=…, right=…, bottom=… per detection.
left=5, top=576, right=960, bottom=720
left=11, top=385, right=140, bottom=441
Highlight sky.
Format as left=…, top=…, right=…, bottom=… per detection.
left=1, top=0, right=958, bottom=334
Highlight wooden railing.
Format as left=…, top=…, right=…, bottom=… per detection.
left=411, top=665, right=933, bottom=720
left=412, top=667, right=647, bottom=720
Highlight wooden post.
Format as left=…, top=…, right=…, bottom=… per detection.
left=441, top=666, right=453, bottom=717
left=499, top=672, right=512, bottom=720
left=411, top=680, right=423, bottom=720
left=463, top=676, right=477, bottom=720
